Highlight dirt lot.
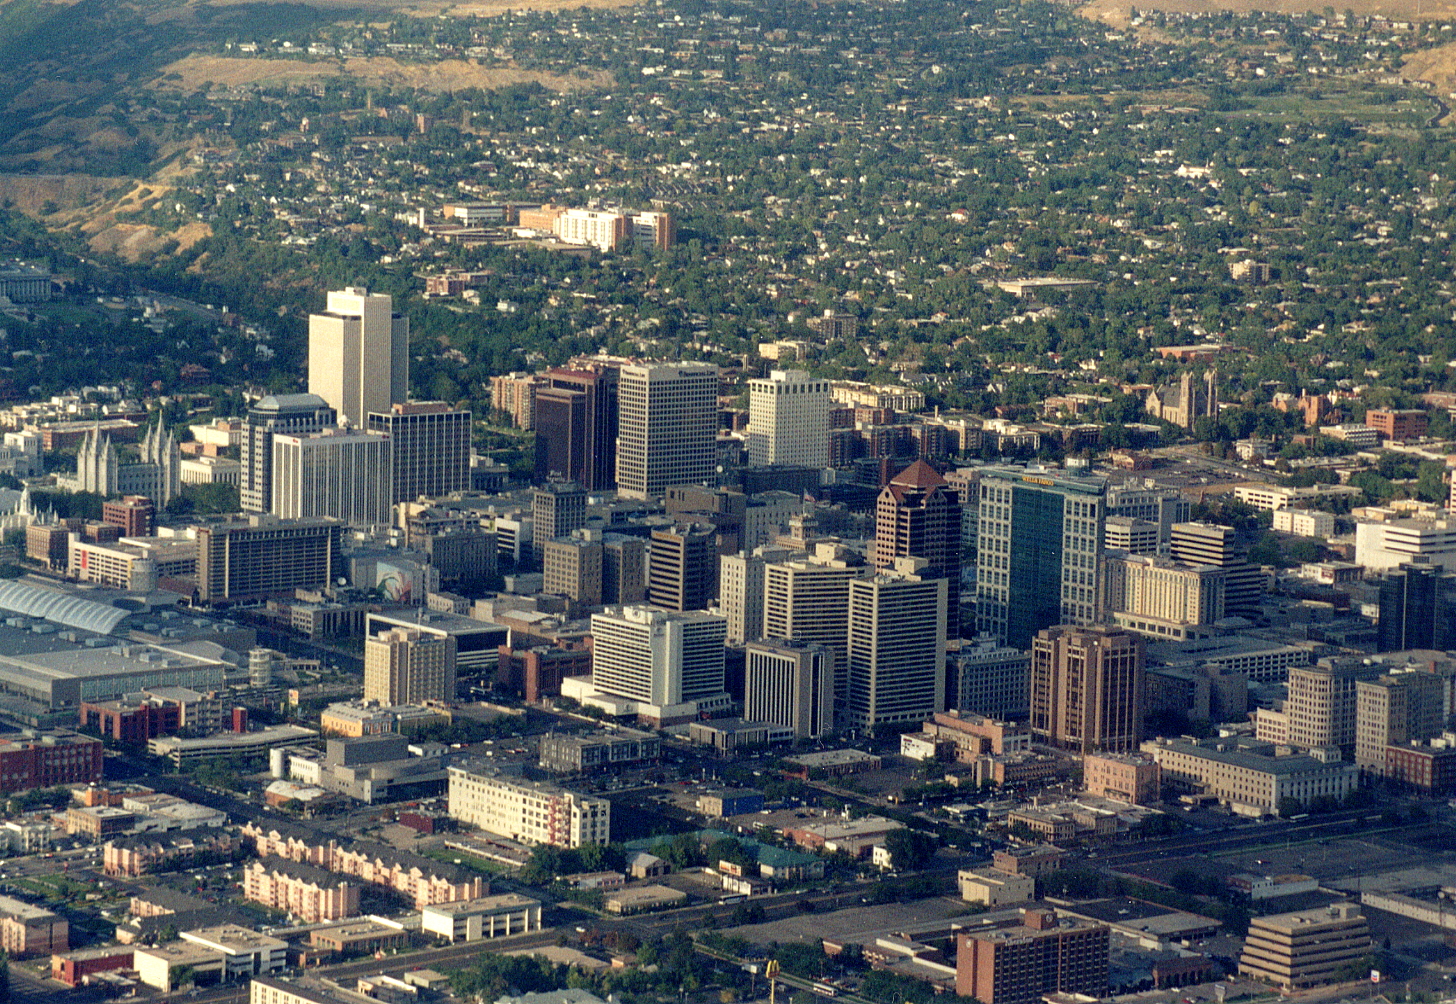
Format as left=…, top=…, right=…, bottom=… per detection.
left=155, top=54, right=609, bottom=92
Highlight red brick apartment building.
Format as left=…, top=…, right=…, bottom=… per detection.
left=956, top=908, right=1109, bottom=1004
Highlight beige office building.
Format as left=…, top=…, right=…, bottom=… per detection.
left=271, top=428, right=391, bottom=528
left=543, top=532, right=604, bottom=605
left=308, top=286, right=409, bottom=428
left=615, top=362, right=718, bottom=499
left=1354, top=669, right=1446, bottom=773
left=1239, top=903, right=1370, bottom=990
left=844, top=563, right=947, bottom=731
left=1142, top=735, right=1359, bottom=816
left=364, top=627, right=457, bottom=706
left=1102, top=551, right=1224, bottom=639
left=747, top=369, right=831, bottom=468
left=762, top=544, right=866, bottom=703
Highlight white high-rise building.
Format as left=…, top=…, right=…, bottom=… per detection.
left=587, top=606, right=727, bottom=708
left=615, top=362, right=718, bottom=499
left=844, top=560, right=947, bottom=731
left=746, top=369, right=831, bottom=468
left=272, top=428, right=391, bottom=528
left=308, top=287, right=409, bottom=428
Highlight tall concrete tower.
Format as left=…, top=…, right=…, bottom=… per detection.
left=308, top=286, right=409, bottom=428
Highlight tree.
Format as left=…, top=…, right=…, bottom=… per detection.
left=882, top=828, right=938, bottom=871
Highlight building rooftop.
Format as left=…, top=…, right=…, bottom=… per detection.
left=422, top=893, right=540, bottom=917
left=180, top=923, right=288, bottom=954
left=0, top=893, right=59, bottom=922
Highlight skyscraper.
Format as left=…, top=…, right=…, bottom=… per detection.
left=744, top=640, right=833, bottom=739
left=976, top=467, right=1107, bottom=649
left=747, top=369, right=831, bottom=468
left=1170, top=522, right=1263, bottom=617
left=1376, top=561, right=1456, bottom=652
left=194, top=515, right=344, bottom=604
left=364, top=627, right=457, bottom=706
left=588, top=606, right=728, bottom=709
left=873, top=459, right=963, bottom=638
left=844, top=561, right=947, bottom=731
left=1029, top=625, right=1143, bottom=753
left=648, top=523, right=718, bottom=611
left=615, top=362, right=718, bottom=499
left=531, top=483, right=588, bottom=554
left=762, top=544, right=866, bottom=709
left=308, top=286, right=409, bottom=428
left=533, top=366, right=618, bottom=490
left=242, top=394, right=337, bottom=513
left=271, top=428, right=392, bottom=528
left=366, top=402, right=471, bottom=504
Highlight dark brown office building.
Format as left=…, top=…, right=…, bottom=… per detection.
left=872, top=459, right=962, bottom=638
left=648, top=523, right=718, bottom=611
left=534, top=366, right=618, bottom=490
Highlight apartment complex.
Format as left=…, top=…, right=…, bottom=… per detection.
left=243, top=821, right=488, bottom=908
left=242, top=860, right=360, bottom=922
left=0, top=895, right=67, bottom=956
left=363, top=627, right=458, bottom=706
left=447, top=764, right=609, bottom=848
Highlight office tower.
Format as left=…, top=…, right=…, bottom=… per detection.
left=976, top=467, right=1107, bottom=650
left=1278, top=659, right=1385, bottom=756
left=531, top=482, right=588, bottom=551
left=308, top=286, right=409, bottom=428
left=1354, top=670, right=1446, bottom=773
left=588, top=606, right=727, bottom=708
left=103, top=496, right=155, bottom=538
left=1101, top=551, right=1225, bottom=640
left=956, top=909, right=1109, bottom=1004
left=367, top=610, right=507, bottom=702
left=873, top=460, right=963, bottom=639
left=533, top=366, right=618, bottom=490
left=1238, top=904, right=1370, bottom=992
left=364, top=627, right=458, bottom=706
left=763, top=544, right=866, bottom=708
left=543, top=531, right=604, bottom=606
left=242, top=394, right=337, bottom=513
left=844, top=561, right=947, bottom=731
left=1170, top=522, right=1263, bottom=617
left=616, top=362, right=718, bottom=499
left=602, top=535, right=647, bottom=605
left=648, top=523, right=718, bottom=611
left=1377, top=561, right=1456, bottom=651
left=951, top=637, right=1033, bottom=719
left=1105, top=478, right=1191, bottom=547
left=271, top=428, right=392, bottom=528
left=366, top=402, right=471, bottom=503
left=665, top=485, right=747, bottom=555
left=1102, top=516, right=1160, bottom=555
left=194, top=515, right=344, bottom=604
left=719, top=546, right=795, bottom=644
left=744, top=640, right=833, bottom=738
left=1029, top=625, right=1143, bottom=753
left=747, top=369, right=831, bottom=468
